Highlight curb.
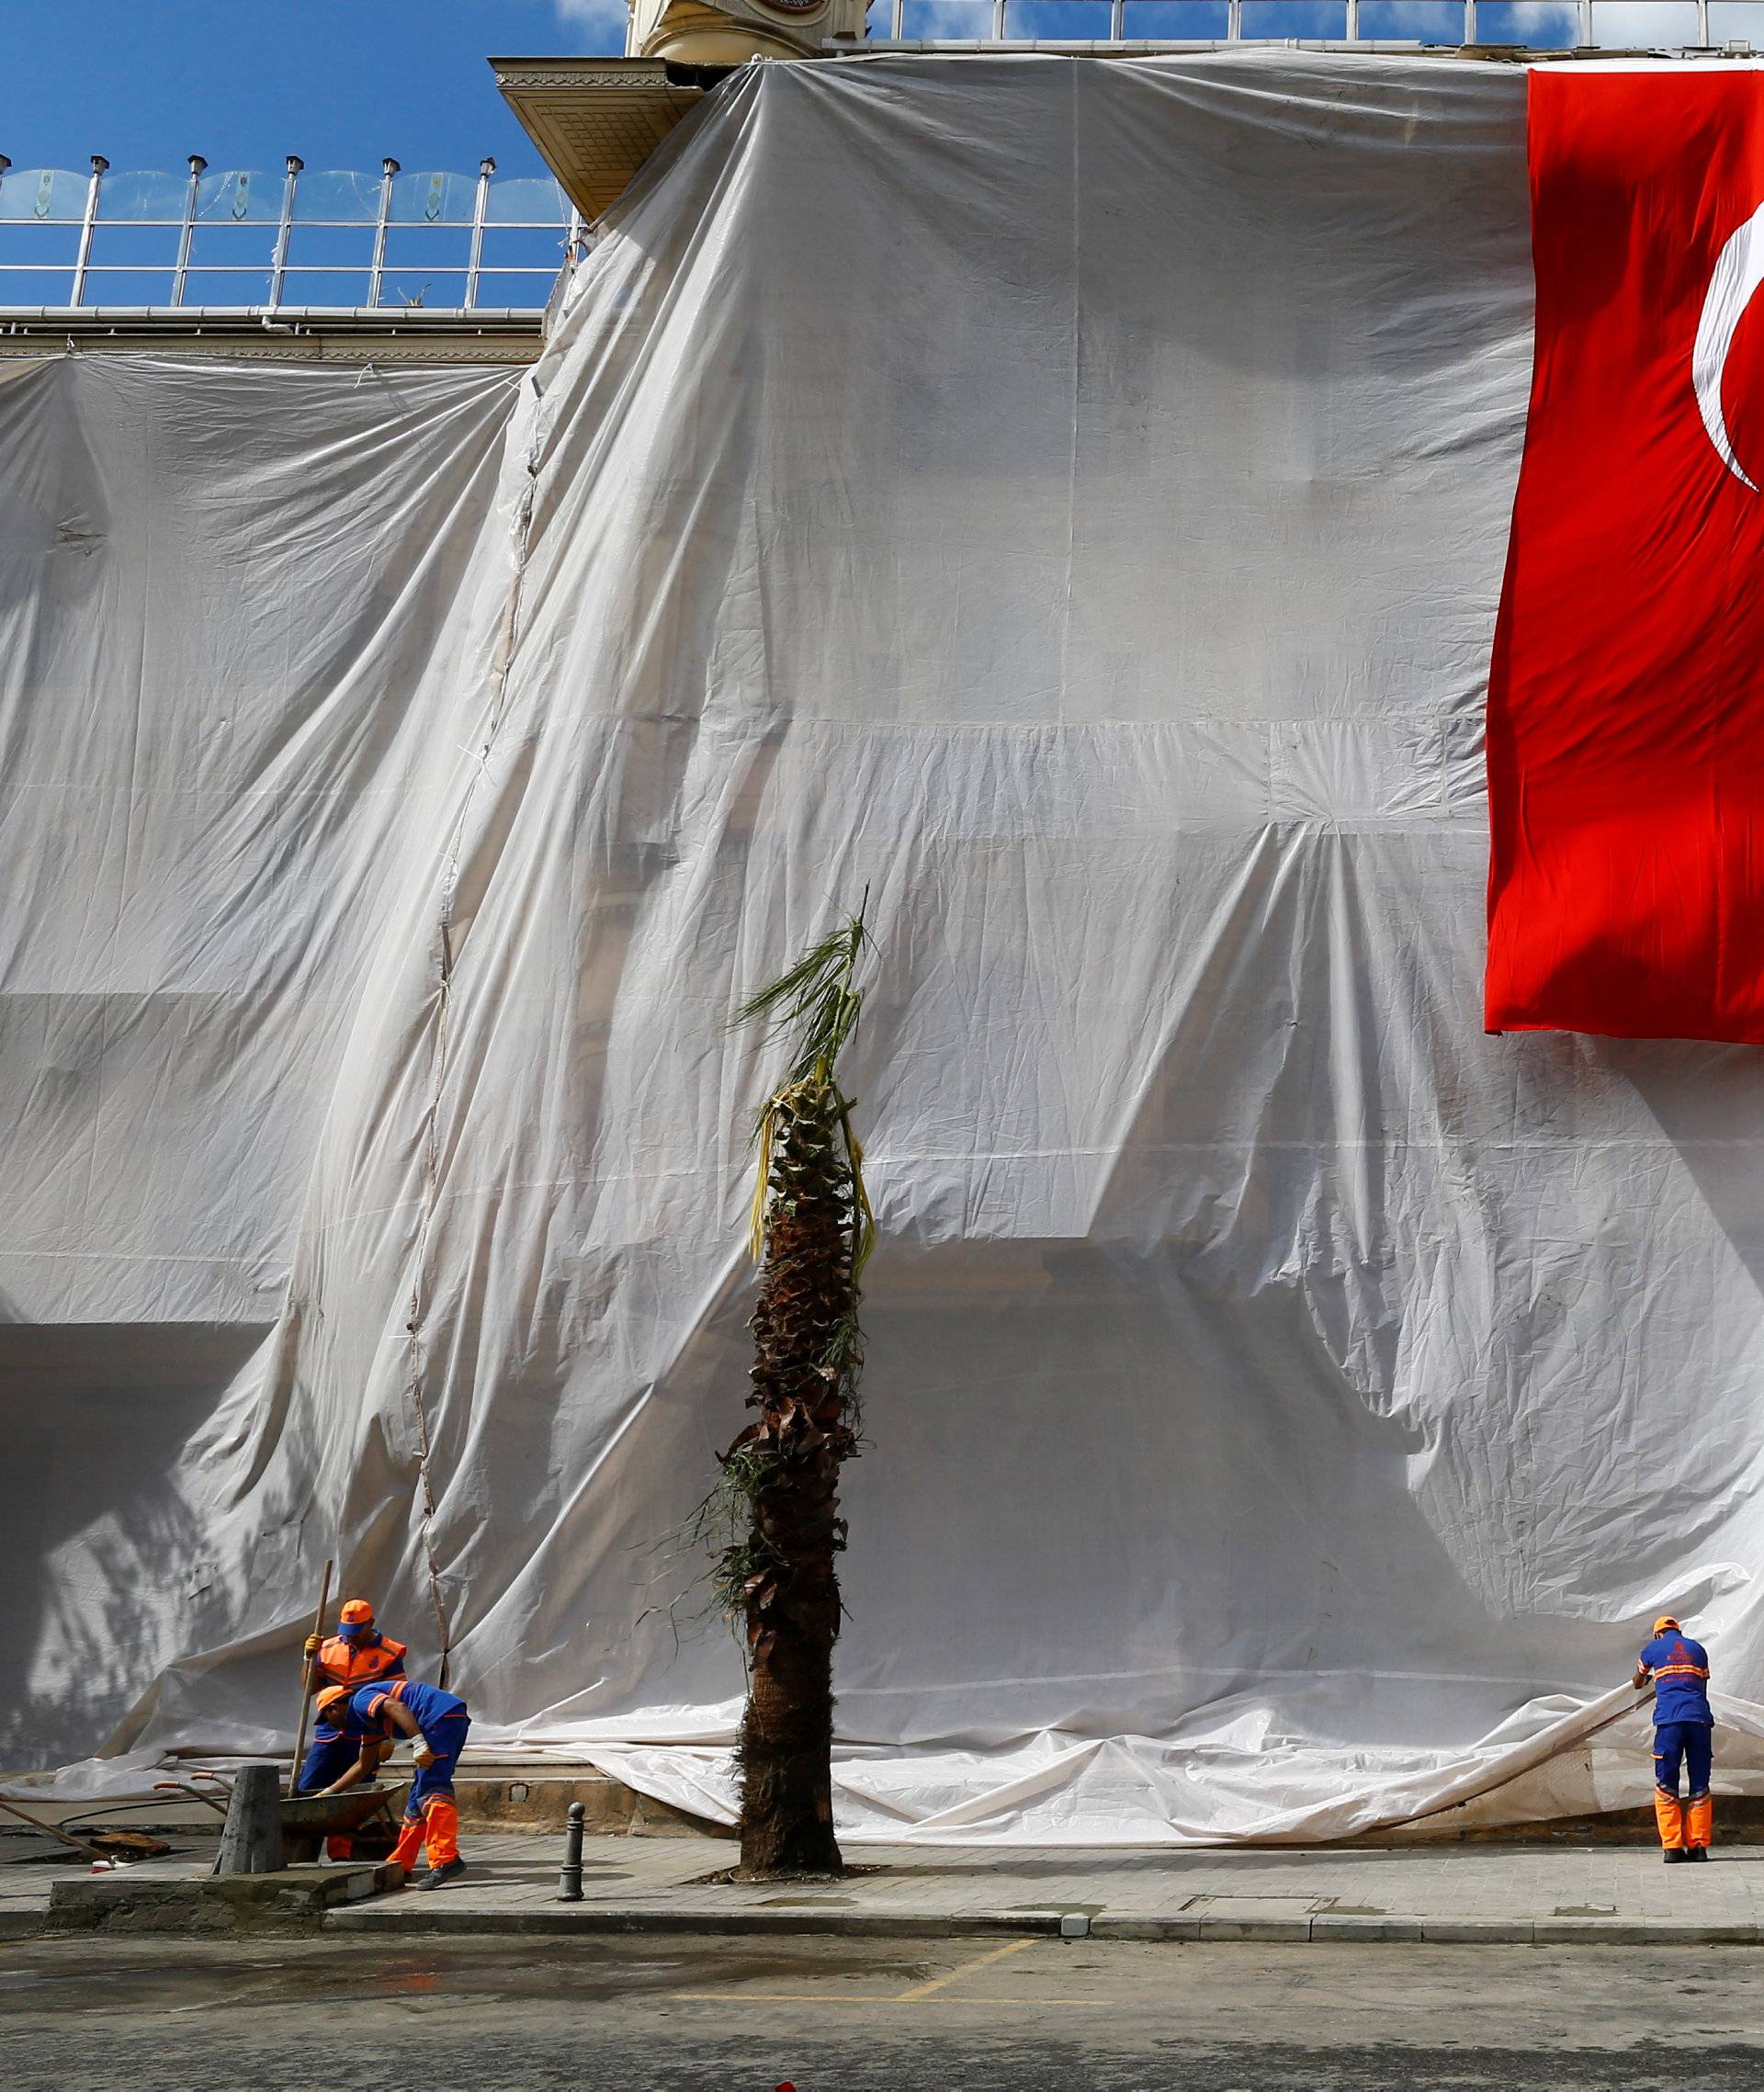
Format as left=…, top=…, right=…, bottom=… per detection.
left=322, top=1904, right=1764, bottom=1946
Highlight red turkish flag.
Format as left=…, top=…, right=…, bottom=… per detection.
left=1487, top=71, right=1764, bottom=1042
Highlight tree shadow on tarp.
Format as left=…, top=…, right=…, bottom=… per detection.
left=0, top=1321, right=269, bottom=1768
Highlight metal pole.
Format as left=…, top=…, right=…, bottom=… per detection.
left=1343, top=0, right=1359, bottom=38
left=890, top=0, right=904, bottom=34
left=70, top=154, right=107, bottom=306
left=1109, top=0, right=1125, bottom=35
left=1697, top=0, right=1711, bottom=44
left=558, top=1799, right=585, bottom=1901
left=368, top=156, right=399, bottom=309
left=466, top=156, right=493, bottom=311
left=172, top=154, right=205, bottom=309
left=268, top=154, right=301, bottom=311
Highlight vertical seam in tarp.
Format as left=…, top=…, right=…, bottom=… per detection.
left=401, top=383, right=547, bottom=1688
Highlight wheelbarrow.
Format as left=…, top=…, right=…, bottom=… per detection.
left=278, top=1781, right=411, bottom=1865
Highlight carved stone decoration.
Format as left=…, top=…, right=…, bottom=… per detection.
left=627, top=0, right=865, bottom=65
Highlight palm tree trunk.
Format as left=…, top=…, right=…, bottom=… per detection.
left=718, top=912, right=870, bottom=1882
left=734, top=1085, right=857, bottom=1877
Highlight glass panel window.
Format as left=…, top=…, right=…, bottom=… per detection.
left=1239, top=0, right=1351, bottom=29
left=1002, top=0, right=1114, bottom=31
left=197, top=169, right=281, bottom=222
left=0, top=168, right=89, bottom=222
left=1472, top=0, right=1579, bottom=40
left=1121, top=1, right=1232, bottom=29
left=865, top=0, right=901, bottom=27
left=484, top=176, right=571, bottom=225
left=1356, top=1, right=1468, bottom=36
left=897, top=0, right=997, bottom=33
left=390, top=171, right=479, bottom=225
left=96, top=172, right=187, bottom=222
left=1589, top=0, right=1700, bottom=39
left=293, top=171, right=382, bottom=222
left=1710, top=1, right=1764, bottom=41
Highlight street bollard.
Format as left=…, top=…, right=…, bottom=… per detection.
left=558, top=1798, right=584, bottom=1901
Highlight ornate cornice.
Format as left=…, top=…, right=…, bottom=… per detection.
left=490, top=56, right=707, bottom=221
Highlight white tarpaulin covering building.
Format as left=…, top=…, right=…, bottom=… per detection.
left=7, top=51, right=1764, bottom=1841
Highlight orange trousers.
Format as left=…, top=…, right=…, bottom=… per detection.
left=1655, top=1791, right=1715, bottom=1850
left=390, top=1795, right=460, bottom=1871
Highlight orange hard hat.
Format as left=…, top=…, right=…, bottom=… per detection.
left=316, top=1685, right=353, bottom=1718
left=339, top=1599, right=375, bottom=1625
left=1653, top=1615, right=1681, bottom=1635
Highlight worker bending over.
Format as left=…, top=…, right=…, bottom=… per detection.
left=295, top=1599, right=408, bottom=1857
left=1634, top=1614, right=1714, bottom=1864
left=318, top=1677, right=470, bottom=1891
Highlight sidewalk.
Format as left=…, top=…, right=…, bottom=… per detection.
left=328, top=1831, right=1764, bottom=1945
left=13, top=1828, right=1764, bottom=1944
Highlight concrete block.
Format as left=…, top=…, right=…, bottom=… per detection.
left=1532, top=1919, right=1659, bottom=1945
left=1196, top=1917, right=1313, bottom=1941
left=950, top=1911, right=1063, bottom=1936
left=1309, top=1916, right=1425, bottom=1941
left=1420, top=1920, right=1534, bottom=1943
left=1059, top=1912, right=1091, bottom=1939
left=1088, top=1916, right=1203, bottom=1940
left=47, top=1863, right=397, bottom=1936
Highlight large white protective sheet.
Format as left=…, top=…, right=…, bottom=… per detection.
left=8, top=51, right=1764, bottom=1842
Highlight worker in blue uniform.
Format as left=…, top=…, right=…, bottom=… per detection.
left=294, top=1599, right=407, bottom=1859
left=316, top=1677, right=471, bottom=1890
left=1634, top=1614, right=1714, bottom=1863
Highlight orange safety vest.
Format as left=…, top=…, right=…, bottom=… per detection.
left=315, top=1632, right=408, bottom=1692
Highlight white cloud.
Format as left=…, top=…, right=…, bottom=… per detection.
left=553, top=0, right=632, bottom=51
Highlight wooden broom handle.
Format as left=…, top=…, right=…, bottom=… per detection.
left=286, top=1558, right=334, bottom=1799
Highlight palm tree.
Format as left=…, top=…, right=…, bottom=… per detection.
left=716, top=906, right=873, bottom=1878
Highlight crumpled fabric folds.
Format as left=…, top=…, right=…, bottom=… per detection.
left=5, top=52, right=1763, bottom=1842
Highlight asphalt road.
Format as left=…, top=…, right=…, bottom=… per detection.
left=4, top=1931, right=1764, bottom=2090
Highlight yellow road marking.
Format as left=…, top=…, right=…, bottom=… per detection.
left=895, top=1938, right=1038, bottom=1999
left=665, top=1935, right=1061, bottom=2010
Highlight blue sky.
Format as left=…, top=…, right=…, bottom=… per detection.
left=6, top=0, right=1755, bottom=187
left=0, top=3, right=628, bottom=182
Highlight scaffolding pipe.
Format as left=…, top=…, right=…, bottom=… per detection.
left=368, top=157, right=399, bottom=309
left=70, top=156, right=107, bottom=306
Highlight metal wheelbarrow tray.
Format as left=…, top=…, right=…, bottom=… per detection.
left=279, top=1781, right=410, bottom=1863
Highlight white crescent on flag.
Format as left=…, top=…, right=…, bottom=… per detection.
left=1693, top=199, right=1764, bottom=492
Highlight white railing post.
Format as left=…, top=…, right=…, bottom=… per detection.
left=70, top=154, right=107, bottom=306
left=890, top=0, right=904, bottom=32
left=1577, top=0, right=1593, bottom=42
left=466, top=156, right=493, bottom=310
left=1227, top=0, right=1244, bottom=37
left=172, top=154, right=205, bottom=309
left=1344, top=0, right=1359, bottom=37
left=1110, top=0, right=1125, bottom=33
left=269, top=154, right=301, bottom=311
left=1464, top=0, right=1477, bottom=44
left=1697, top=0, right=1711, bottom=43
left=368, top=156, right=399, bottom=309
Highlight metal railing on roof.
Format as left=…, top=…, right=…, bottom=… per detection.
left=859, top=0, right=1757, bottom=46
left=0, top=155, right=582, bottom=313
